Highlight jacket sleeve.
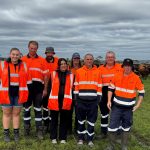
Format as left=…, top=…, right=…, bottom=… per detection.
left=97, top=70, right=102, bottom=102
left=26, top=67, right=32, bottom=92
left=108, top=75, right=116, bottom=92
left=136, top=77, right=145, bottom=97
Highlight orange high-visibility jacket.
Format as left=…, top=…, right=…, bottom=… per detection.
left=70, top=67, right=80, bottom=76
left=22, top=54, right=49, bottom=84
left=108, top=71, right=145, bottom=107
left=98, top=63, right=122, bottom=86
left=46, top=57, right=59, bottom=73
left=74, top=65, right=102, bottom=101
left=0, top=61, right=31, bottom=104
left=48, top=71, right=74, bottom=111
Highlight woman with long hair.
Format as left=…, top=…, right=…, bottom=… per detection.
left=48, top=58, right=74, bottom=144
left=68, top=52, right=82, bottom=134
left=0, top=48, right=31, bottom=142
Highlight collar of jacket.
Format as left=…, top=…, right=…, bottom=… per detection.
left=122, top=70, right=134, bottom=77
left=27, top=53, right=39, bottom=58
left=6, top=57, right=22, bottom=64
left=104, top=62, right=116, bottom=67
left=82, top=65, right=97, bottom=71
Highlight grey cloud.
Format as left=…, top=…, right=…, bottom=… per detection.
left=0, top=0, right=150, bottom=60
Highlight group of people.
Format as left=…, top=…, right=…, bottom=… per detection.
left=0, top=40, right=145, bottom=150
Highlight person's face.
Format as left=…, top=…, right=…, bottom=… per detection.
left=106, top=53, right=115, bottom=65
left=28, top=43, right=38, bottom=56
left=46, top=52, right=54, bottom=59
left=60, top=60, right=68, bottom=72
left=10, top=50, right=20, bottom=64
left=84, top=55, right=94, bottom=68
left=73, top=57, right=80, bottom=64
left=124, top=65, right=132, bottom=75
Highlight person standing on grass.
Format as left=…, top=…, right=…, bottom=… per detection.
left=97, top=51, right=122, bottom=139
left=22, top=41, right=49, bottom=140
left=0, top=48, right=31, bottom=142
left=42, top=47, right=59, bottom=134
left=48, top=58, right=74, bottom=144
left=68, top=52, right=82, bottom=134
left=105, top=58, right=145, bottom=150
left=74, top=53, right=102, bottom=147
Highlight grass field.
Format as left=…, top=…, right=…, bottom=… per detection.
left=0, top=77, right=150, bottom=150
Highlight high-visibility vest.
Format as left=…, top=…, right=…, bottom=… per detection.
left=0, top=61, right=30, bottom=104
left=22, top=55, right=49, bottom=83
left=98, top=63, right=122, bottom=86
left=74, top=65, right=102, bottom=101
left=48, top=71, right=74, bottom=111
left=108, top=72, right=145, bottom=107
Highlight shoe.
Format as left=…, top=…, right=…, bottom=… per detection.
left=88, top=141, right=94, bottom=147
left=14, top=129, right=19, bottom=142
left=60, top=140, right=66, bottom=144
left=121, top=132, right=129, bottom=150
left=4, top=130, right=10, bottom=142
left=43, top=125, right=49, bottom=135
left=104, top=132, right=116, bottom=150
left=52, top=139, right=57, bottom=144
left=24, top=124, right=30, bottom=136
left=37, top=126, right=44, bottom=140
left=77, top=140, right=83, bottom=145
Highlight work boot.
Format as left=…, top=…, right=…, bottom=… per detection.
left=14, top=129, right=19, bottom=142
left=43, top=125, right=49, bottom=135
left=4, top=129, right=10, bottom=142
left=37, top=126, right=44, bottom=140
left=24, top=124, right=30, bottom=136
left=121, top=132, right=129, bottom=150
left=105, top=132, right=116, bottom=150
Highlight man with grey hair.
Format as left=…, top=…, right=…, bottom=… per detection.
left=74, top=53, right=102, bottom=146
left=97, top=51, right=122, bottom=139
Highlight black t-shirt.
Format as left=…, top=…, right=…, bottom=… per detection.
left=58, top=70, right=67, bottom=109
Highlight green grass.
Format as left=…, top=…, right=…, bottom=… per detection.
left=0, top=77, right=150, bottom=150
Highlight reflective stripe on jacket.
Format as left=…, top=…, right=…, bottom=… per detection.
left=108, top=72, right=145, bottom=107
left=98, top=63, right=122, bottom=86
left=74, top=65, right=102, bottom=101
left=0, top=61, right=30, bottom=104
left=22, top=55, right=49, bottom=83
left=48, top=71, right=74, bottom=111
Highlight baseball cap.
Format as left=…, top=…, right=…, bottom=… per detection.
left=122, top=58, right=133, bottom=67
left=45, top=47, right=55, bottom=54
left=72, top=52, right=80, bottom=59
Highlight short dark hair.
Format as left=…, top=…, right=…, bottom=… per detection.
left=28, top=41, right=39, bottom=48
left=10, top=48, right=20, bottom=53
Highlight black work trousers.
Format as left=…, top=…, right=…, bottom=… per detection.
left=42, top=84, right=51, bottom=126
left=23, top=82, right=43, bottom=128
left=77, top=101, right=98, bottom=141
left=99, top=86, right=114, bottom=135
left=67, top=100, right=78, bottom=133
left=50, top=110, right=69, bottom=140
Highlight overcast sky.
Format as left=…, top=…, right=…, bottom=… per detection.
left=0, top=0, right=150, bottom=60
